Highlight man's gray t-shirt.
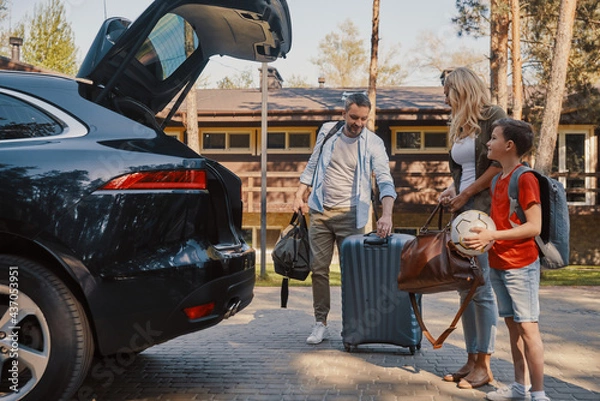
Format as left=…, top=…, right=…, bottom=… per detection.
left=322, top=133, right=359, bottom=208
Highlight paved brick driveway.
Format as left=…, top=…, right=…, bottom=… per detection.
left=77, top=286, right=599, bottom=401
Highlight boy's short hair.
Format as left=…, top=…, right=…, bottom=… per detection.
left=344, top=93, right=371, bottom=111
left=492, top=118, right=535, bottom=157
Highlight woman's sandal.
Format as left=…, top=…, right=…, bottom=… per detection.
left=456, top=373, right=493, bottom=389
left=442, top=371, right=470, bottom=382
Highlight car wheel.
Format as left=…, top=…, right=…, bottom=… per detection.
left=0, top=255, right=94, bottom=401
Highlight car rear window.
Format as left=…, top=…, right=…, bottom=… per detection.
left=0, top=93, right=63, bottom=140
left=135, top=13, right=199, bottom=81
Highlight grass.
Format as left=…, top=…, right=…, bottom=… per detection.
left=540, top=265, right=600, bottom=286
left=255, top=264, right=600, bottom=287
left=255, top=264, right=341, bottom=287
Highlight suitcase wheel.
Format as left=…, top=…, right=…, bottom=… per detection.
left=409, top=343, right=421, bottom=355
left=343, top=343, right=356, bottom=353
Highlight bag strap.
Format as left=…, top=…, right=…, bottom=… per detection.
left=280, top=209, right=308, bottom=309
left=421, top=202, right=445, bottom=232
left=281, top=277, right=289, bottom=308
left=408, top=257, right=480, bottom=349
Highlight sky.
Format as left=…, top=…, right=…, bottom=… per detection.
left=7, top=0, right=489, bottom=87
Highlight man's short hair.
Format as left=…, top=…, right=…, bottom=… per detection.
left=492, top=118, right=535, bottom=157
left=345, top=93, right=371, bottom=111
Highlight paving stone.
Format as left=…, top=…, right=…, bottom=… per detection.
left=78, top=287, right=599, bottom=401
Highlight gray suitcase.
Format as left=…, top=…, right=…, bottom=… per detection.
left=340, top=232, right=422, bottom=354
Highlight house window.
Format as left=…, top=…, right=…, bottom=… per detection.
left=200, top=130, right=253, bottom=154
left=391, top=127, right=449, bottom=154
left=554, top=127, right=597, bottom=205
left=261, top=128, right=314, bottom=154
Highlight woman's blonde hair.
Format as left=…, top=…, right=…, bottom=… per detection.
left=444, top=67, right=492, bottom=143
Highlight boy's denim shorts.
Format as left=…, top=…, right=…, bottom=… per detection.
left=490, top=259, right=541, bottom=323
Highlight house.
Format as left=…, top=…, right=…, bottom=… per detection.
left=158, top=70, right=599, bottom=265
left=1, top=43, right=596, bottom=263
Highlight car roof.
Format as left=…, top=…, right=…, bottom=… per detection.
left=77, top=0, right=292, bottom=115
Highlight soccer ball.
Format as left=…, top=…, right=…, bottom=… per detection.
left=450, top=210, right=497, bottom=256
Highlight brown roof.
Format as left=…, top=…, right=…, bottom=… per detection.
left=165, top=87, right=450, bottom=124
left=0, top=56, right=54, bottom=73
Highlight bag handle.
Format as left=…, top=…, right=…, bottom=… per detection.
left=408, top=257, right=480, bottom=349
left=288, top=209, right=308, bottom=229
left=363, top=230, right=388, bottom=245
left=421, top=202, right=445, bottom=232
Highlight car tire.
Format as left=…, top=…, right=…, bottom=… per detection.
left=0, top=255, right=94, bottom=401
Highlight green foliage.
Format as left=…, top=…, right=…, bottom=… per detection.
left=409, top=31, right=489, bottom=80
left=452, top=0, right=490, bottom=38
left=0, top=0, right=10, bottom=56
left=377, top=44, right=408, bottom=87
left=311, top=19, right=368, bottom=87
left=217, top=67, right=255, bottom=89
left=310, top=19, right=405, bottom=88
left=520, top=0, right=600, bottom=125
left=453, top=0, right=600, bottom=125
left=524, top=0, right=600, bottom=90
left=0, top=0, right=7, bottom=21
left=16, top=0, right=78, bottom=75
left=284, top=74, right=311, bottom=88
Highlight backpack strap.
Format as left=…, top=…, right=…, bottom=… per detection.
left=506, top=164, right=530, bottom=227
left=318, top=120, right=345, bottom=160
left=503, top=165, right=549, bottom=254
left=311, top=121, right=345, bottom=189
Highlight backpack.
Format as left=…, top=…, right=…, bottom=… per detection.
left=491, top=164, right=570, bottom=269
left=272, top=210, right=311, bottom=307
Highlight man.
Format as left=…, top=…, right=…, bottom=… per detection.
left=293, top=93, right=397, bottom=345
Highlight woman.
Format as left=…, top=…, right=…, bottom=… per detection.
left=438, top=67, right=506, bottom=389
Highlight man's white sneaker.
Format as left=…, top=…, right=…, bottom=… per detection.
left=531, top=395, right=551, bottom=401
left=306, top=322, right=328, bottom=344
left=486, top=383, right=531, bottom=401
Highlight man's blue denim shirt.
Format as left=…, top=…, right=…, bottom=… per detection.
left=300, top=121, right=397, bottom=228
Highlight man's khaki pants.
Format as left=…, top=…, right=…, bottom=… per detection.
left=309, top=207, right=365, bottom=324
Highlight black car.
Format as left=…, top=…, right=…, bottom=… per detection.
left=0, top=0, right=291, bottom=400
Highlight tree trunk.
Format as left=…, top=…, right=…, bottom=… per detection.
left=490, top=0, right=510, bottom=110
left=367, top=0, right=380, bottom=133
left=536, top=0, right=577, bottom=175
left=184, top=23, right=200, bottom=153
left=510, top=0, right=523, bottom=119
left=367, top=0, right=380, bottom=231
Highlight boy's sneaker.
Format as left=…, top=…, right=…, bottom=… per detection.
left=306, top=322, right=328, bottom=344
left=531, top=395, right=551, bottom=401
left=486, top=383, right=531, bottom=400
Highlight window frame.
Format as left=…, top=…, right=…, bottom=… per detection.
left=258, top=127, right=316, bottom=154
left=390, top=126, right=449, bottom=154
left=556, top=125, right=597, bottom=206
left=199, top=128, right=255, bottom=154
left=0, top=89, right=87, bottom=143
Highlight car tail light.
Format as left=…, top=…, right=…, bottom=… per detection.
left=100, top=170, right=206, bottom=190
left=183, top=302, right=215, bottom=320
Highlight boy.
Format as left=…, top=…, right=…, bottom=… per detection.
left=463, top=118, right=550, bottom=401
